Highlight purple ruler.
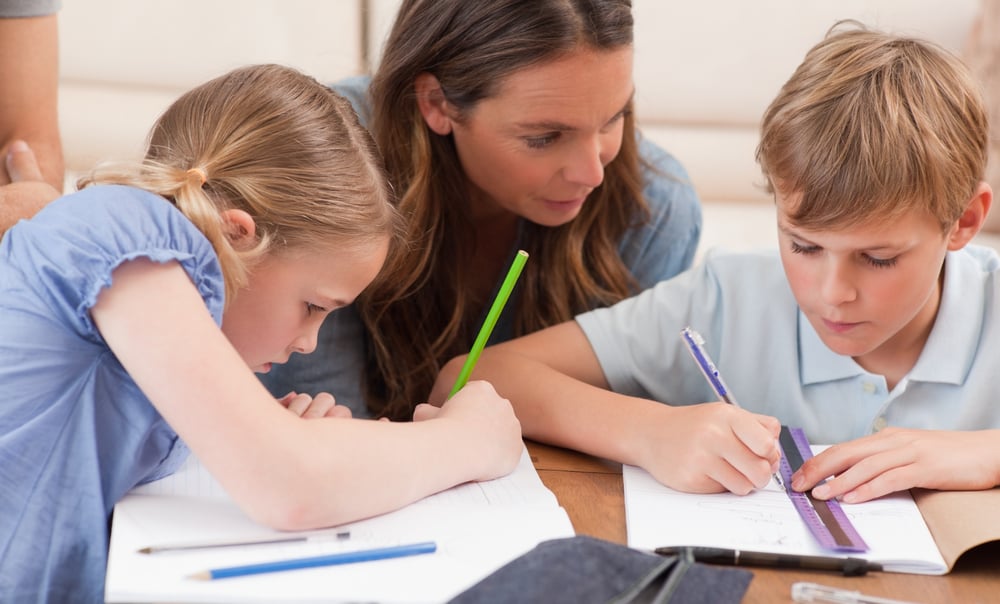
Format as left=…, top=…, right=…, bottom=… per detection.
left=778, top=426, right=869, bottom=553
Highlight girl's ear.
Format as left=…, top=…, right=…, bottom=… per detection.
left=414, top=72, right=454, bottom=135
left=948, top=181, right=993, bottom=251
left=220, top=209, right=257, bottom=249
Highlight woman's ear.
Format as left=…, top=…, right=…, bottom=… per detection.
left=220, top=209, right=257, bottom=249
left=414, top=72, right=454, bottom=135
left=948, top=181, right=993, bottom=251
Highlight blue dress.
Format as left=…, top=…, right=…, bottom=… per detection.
left=0, top=185, right=225, bottom=603
left=260, top=76, right=703, bottom=417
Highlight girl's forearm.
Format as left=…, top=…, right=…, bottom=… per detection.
left=218, top=414, right=502, bottom=531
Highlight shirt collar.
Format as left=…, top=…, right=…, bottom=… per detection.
left=907, top=249, right=985, bottom=385
left=798, top=249, right=986, bottom=386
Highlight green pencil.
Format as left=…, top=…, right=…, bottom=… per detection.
left=448, top=249, right=529, bottom=398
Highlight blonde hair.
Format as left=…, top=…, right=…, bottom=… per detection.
left=79, top=64, right=400, bottom=302
left=757, top=22, right=989, bottom=231
left=361, top=0, right=649, bottom=419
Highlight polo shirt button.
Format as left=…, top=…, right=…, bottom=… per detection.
left=872, top=417, right=888, bottom=431
left=862, top=382, right=876, bottom=394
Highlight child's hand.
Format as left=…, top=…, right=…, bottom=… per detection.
left=417, top=380, right=522, bottom=481
left=277, top=391, right=352, bottom=419
left=792, top=428, right=1000, bottom=503
left=637, top=402, right=782, bottom=495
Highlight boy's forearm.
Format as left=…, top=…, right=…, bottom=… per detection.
left=458, top=349, right=664, bottom=466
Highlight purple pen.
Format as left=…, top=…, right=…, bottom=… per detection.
left=680, top=327, right=785, bottom=489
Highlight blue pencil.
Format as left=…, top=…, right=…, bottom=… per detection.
left=189, top=541, right=437, bottom=580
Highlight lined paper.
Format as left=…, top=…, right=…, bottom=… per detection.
left=623, top=463, right=948, bottom=575
left=106, top=446, right=574, bottom=602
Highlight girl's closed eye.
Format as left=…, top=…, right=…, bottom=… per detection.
left=305, top=302, right=328, bottom=316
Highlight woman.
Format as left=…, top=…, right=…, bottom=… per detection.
left=262, top=0, right=702, bottom=420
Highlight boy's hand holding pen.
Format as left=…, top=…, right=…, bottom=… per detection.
left=681, top=327, right=785, bottom=492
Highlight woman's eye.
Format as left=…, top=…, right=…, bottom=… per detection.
left=525, top=133, right=559, bottom=149
left=604, top=109, right=630, bottom=130
left=306, top=303, right=327, bottom=315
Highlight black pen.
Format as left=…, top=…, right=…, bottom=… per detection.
left=654, top=546, right=881, bottom=577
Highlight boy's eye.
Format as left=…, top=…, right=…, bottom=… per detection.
left=790, top=241, right=819, bottom=255
left=863, top=254, right=898, bottom=269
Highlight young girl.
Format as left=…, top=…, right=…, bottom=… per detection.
left=0, top=64, right=522, bottom=603
left=262, top=0, right=703, bottom=420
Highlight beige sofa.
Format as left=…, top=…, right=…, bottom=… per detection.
left=58, top=0, right=995, bottom=256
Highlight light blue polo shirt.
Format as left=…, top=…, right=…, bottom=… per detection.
left=576, top=246, right=1000, bottom=444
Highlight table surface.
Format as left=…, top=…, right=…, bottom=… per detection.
left=526, top=440, right=1000, bottom=604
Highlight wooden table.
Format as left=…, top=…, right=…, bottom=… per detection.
left=527, top=440, right=1000, bottom=603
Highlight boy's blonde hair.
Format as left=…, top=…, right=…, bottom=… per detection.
left=757, top=22, right=988, bottom=232
left=79, top=64, right=400, bottom=303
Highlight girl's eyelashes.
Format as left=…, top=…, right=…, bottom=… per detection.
left=306, top=302, right=328, bottom=315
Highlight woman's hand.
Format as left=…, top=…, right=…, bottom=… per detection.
left=277, top=391, right=352, bottom=419
left=792, top=428, right=1000, bottom=503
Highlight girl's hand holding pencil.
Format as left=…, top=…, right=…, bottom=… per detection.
left=416, top=249, right=529, bottom=481
left=416, top=380, right=523, bottom=481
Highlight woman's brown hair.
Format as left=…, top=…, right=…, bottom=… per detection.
left=361, top=0, right=649, bottom=419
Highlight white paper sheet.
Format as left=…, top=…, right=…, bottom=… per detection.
left=623, top=464, right=947, bottom=575
left=106, top=447, right=575, bottom=603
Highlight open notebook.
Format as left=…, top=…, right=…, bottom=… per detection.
left=106, top=446, right=574, bottom=603
left=624, top=463, right=1000, bottom=575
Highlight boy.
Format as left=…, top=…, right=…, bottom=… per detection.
left=430, top=23, right=1000, bottom=504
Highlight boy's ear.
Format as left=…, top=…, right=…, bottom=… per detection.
left=414, top=72, right=454, bottom=136
left=948, top=181, right=993, bottom=251
left=220, top=209, right=257, bottom=249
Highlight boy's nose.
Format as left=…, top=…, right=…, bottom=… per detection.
left=820, top=264, right=858, bottom=306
